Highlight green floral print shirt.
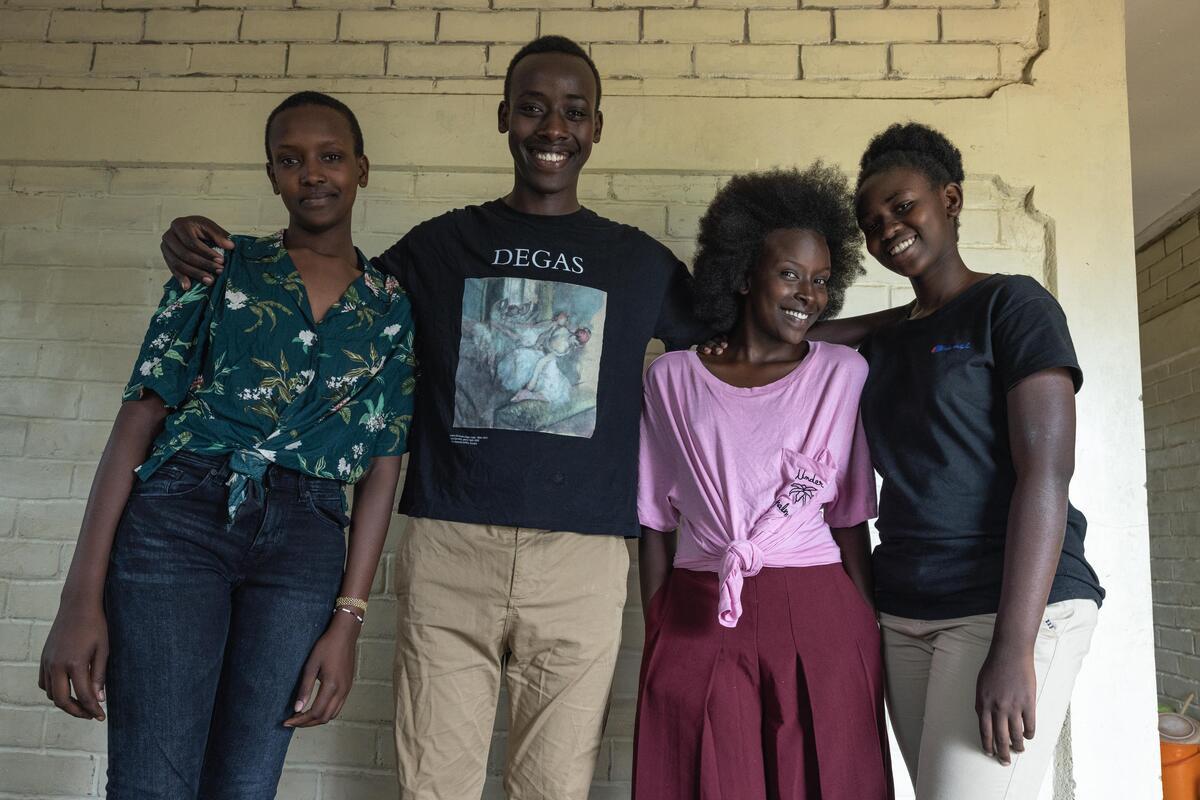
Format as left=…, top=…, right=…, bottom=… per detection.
left=123, top=232, right=416, bottom=518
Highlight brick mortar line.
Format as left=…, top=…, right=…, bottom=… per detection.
left=0, top=160, right=731, bottom=177
left=0, top=747, right=103, bottom=764
left=0, top=75, right=1020, bottom=95
left=0, top=701, right=49, bottom=711
left=1149, top=346, right=1200, bottom=371
left=0, top=414, right=110, bottom=424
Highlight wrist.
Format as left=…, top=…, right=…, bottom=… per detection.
left=987, top=632, right=1035, bottom=659
left=59, top=584, right=103, bottom=611
left=328, top=608, right=363, bottom=638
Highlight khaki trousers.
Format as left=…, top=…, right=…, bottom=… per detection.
left=880, top=599, right=1098, bottom=800
left=393, top=517, right=628, bottom=800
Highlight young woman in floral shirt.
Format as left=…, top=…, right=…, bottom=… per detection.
left=38, top=92, right=416, bottom=797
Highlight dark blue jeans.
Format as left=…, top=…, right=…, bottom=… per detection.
left=104, top=451, right=349, bottom=800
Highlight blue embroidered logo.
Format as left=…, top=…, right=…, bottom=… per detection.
left=930, top=343, right=972, bottom=354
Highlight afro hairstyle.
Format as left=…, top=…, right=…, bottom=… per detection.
left=264, top=91, right=364, bottom=161
left=692, top=163, right=865, bottom=333
left=856, top=122, right=964, bottom=191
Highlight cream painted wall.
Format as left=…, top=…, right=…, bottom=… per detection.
left=0, top=0, right=1159, bottom=796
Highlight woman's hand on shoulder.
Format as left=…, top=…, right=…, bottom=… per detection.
left=39, top=600, right=109, bottom=721
left=284, top=611, right=360, bottom=728
left=695, top=335, right=728, bottom=356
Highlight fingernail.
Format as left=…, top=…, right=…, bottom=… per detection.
left=294, top=700, right=304, bottom=712
left=97, top=689, right=105, bottom=702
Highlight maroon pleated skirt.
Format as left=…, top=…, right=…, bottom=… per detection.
left=633, top=564, right=894, bottom=800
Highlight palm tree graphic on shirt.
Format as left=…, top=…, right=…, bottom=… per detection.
left=787, top=468, right=823, bottom=507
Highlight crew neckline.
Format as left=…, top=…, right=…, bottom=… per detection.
left=686, top=342, right=823, bottom=396
left=901, top=273, right=1003, bottom=326
left=485, top=198, right=595, bottom=225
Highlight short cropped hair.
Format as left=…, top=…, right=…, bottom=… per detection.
left=693, top=164, right=865, bottom=332
left=503, top=35, right=602, bottom=109
left=264, top=91, right=364, bottom=161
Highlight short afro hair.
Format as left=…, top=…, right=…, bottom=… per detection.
left=504, top=35, right=602, bottom=109
left=856, top=122, right=964, bottom=190
left=264, top=91, right=364, bottom=161
left=693, top=164, right=865, bottom=333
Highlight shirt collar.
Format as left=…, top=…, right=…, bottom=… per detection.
left=244, top=231, right=399, bottom=315
left=242, top=230, right=289, bottom=264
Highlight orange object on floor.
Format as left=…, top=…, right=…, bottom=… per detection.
left=1161, top=695, right=1200, bottom=800
left=1161, top=741, right=1200, bottom=800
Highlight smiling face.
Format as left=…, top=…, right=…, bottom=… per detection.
left=855, top=165, right=962, bottom=280
left=741, top=228, right=831, bottom=346
left=266, top=104, right=368, bottom=233
left=498, top=51, right=602, bottom=214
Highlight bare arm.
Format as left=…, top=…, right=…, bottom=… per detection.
left=699, top=305, right=910, bottom=354
left=638, top=527, right=676, bottom=623
left=975, top=367, right=1076, bottom=765
left=807, top=305, right=910, bottom=348
left=160, top=216, right=235, bottom=290
left=831, top=522, right=874, bottom=610
left=39, top=395, right=168, bottom=720
left=285, top=455, right=403, bottom=728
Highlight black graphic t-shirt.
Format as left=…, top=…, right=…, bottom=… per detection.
left=859, top=274, right=1105, bottom=619
left=373, top=200, right=709, bottom=536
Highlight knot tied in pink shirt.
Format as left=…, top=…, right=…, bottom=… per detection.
left=674, top=444, right=843, bottom=627
left=637, top=347, right=878, bottom=629
left=718, top=539, right=765, bottom=627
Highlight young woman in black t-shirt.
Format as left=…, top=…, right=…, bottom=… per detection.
left=850, top=123, right=1104, bottom=799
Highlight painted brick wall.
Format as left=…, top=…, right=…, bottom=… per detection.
left=0, top=0, right=1045, bottom=98
left=0, top=162, right=1046, bottom=797
left=1137, top=210, right=1200, bottom=714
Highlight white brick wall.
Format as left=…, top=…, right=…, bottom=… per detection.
left=0, top=0, right=1044, bottom=98
left=0, top=163, right=1047, bottom=797
left=1137, top=210, right=1200, bottom=712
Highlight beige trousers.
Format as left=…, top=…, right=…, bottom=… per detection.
left=880, top=599, right=1098, bottom=800
left=392, top=517, right=628, bottom=800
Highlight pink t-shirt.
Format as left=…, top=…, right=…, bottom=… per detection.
left=638, top=344, right=877, bottom=627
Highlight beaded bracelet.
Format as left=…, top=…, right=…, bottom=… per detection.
left=335, top=596, right=368, bottom=612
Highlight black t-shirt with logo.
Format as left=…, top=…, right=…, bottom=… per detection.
left=859, top=274, right=1105, bottom=619
left=372, top=200, right=708, bottom=537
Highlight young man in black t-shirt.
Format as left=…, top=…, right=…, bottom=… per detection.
left=159, top=37, right=708, bottom=799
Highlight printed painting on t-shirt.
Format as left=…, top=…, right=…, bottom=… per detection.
left=453, top=277, right=606, bottom=437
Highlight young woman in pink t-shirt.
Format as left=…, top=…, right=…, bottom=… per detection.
left=634, top=164, right=893, bottom=799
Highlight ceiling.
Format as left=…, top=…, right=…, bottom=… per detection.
left=1125, top=0, right=1200, bottom=241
